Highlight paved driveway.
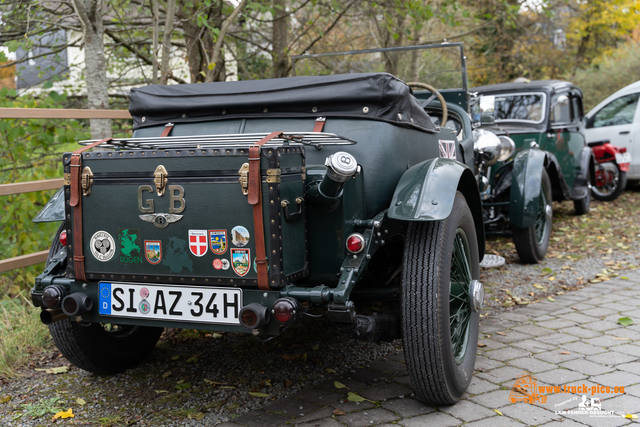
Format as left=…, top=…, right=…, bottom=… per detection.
left=220, top=272, right=640, bottom=426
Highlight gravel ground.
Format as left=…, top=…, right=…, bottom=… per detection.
left=1, top=189, right=639, bottom=426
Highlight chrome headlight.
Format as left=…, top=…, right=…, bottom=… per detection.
left=474, top=130, right=515, bottom=166
left=497, top=136, right=516, bottom=162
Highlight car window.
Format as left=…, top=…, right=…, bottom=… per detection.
left=589, top=93, right=640, bottom=128
left=550, top=93, right=571, bottom=124
left=493, top=93, right=545, bottom=123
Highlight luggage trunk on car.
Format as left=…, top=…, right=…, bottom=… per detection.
left=64, top=141, right=307, bottom=290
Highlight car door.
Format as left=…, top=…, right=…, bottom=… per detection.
left=586, top=92, right=640, bottom=176
left=546, top=90, right=581, bottom=190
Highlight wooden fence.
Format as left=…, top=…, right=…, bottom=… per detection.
left=0, top=108, right=132, bottom=273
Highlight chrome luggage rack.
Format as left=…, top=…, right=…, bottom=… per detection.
left=79, top=132, right=357, bottom=150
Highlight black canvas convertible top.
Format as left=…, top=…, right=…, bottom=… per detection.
left=129, top=73, right=437, bottom=133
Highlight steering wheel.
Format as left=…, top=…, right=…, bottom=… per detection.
left=407, top=82, right=448, bottom=129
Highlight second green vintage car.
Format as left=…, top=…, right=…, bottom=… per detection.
left=31, top=44, right=486, bottom=406
left=472, top=80, right=595, bottom=263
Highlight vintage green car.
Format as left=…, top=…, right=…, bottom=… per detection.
left=472, top=80, right=595, bottom=263
left=32, top=44, right=485, bottom=405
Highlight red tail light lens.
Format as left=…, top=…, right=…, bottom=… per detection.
left=272, top=298, right=298, bottom=324
left=59, top=230, right=67, bottom=246
left=346, top=233, right=365, bottom=254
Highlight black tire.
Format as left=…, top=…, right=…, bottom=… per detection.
left=592, top=163, right=624, bottom=202
left=401, top=192, right=480, bottom=405
left=513, top=169, right=552, bottom=264
left=574, top=189, right=590, bottom=215
left=49, top=320, right=163, bottom=374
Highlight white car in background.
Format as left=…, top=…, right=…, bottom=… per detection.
left=585, top=81, right=640, bottom=182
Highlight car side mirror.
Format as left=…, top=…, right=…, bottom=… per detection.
left=471, top=95, right=496, bottom=127
left=552, top=94, right=569, bottom=109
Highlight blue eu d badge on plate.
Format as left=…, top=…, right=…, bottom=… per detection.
left=99, top=283, right=112, bottom=315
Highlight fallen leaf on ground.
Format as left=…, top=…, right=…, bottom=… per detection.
left=281, top=355, right=297, bottom=360
left=0, top=396, right=10, bottom=404
left=333, top=409, right=346, bottom=415
left=334, top=381, right=348, bottom=389
left=170, top=355, right=180, bottom=361
left=211, top=333, right=223, bottom=339
left=162, top=371, right=172, bottom=378
left=155, top=390, right=169, bottom=394
left=325, top=368, right=336, bottom=374
left=624, top=414, right=638, bottom=419
left=621, top=276, right=629, bottom=280
left=494, top=409, right=503, bottom=416
left=346, top=392, right=375, bottom=403
left=496, top=332, right=506, bottom=336
left=219, top=386, right=236, bottom=389
left=477, top=343, right=487, bottom=347
left=188, top=412, right=206, bottom=420
left=186, top=353, right=201, bottom=363
left=560, top=351, right=571, bottom=355
left=35, top=366, right=69, bottom=374
left=618, top=317, right=634, bottom=326
left=175, top=382, right=191, bottom=390
left=249, top=392, right=270, bottom=398
left=52, top=408, right=74, bottom=421
left=612, top=337, right=630, bottom=341
left=571, top=307, right=578, bottom=310
left=533, top=284, right=545, bottom=289
left=547, top=297, right=555, bottom=302
left=76, top=398, right=86, bottom=405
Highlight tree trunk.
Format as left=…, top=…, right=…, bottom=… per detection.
left=160, top=0, right=176, bottom=84
left=71, top=0, right=111, bottom=139
left=151, top=0, right=159, bottom=84
left=271, top=0, right=289, bottom=78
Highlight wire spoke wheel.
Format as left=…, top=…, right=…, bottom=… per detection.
left=449, top=229, right=472, bottom=364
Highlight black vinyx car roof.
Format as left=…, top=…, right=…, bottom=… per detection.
left=129, top=73, right=437, bottom=133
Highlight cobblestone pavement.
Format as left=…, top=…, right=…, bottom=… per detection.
left=220, top=272, right=640, bottom=426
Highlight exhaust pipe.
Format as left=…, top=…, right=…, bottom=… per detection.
left=40, top=309, right=68, bottom=325
left=61, top=293, right=93, bottom=317
left=340, top=313, right=399, bottom=343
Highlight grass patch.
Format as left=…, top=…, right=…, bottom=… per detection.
left=0, top=292, right=52, bottom=378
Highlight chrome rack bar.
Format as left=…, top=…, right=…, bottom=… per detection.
left=79, top=132, right=357, bottom=150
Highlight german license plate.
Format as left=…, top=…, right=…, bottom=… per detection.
left=615, top=152, right=631, bottom=164
left=98, top=282, right=242, bottom=324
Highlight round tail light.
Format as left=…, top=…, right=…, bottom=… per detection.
left=42, top=285, right=69, bottom=309
left=59, top=229, right=67, bottom=246
left=346, top=233, right=365, bottom=254
left=272, top=298, right=300, bottom=324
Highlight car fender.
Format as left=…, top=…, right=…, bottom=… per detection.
left=32, top=187, right=65, bottom=223
left=571, top=146, right=595, bottom=200
left=388, top=158, right=485, bottom=258
left=509, top=149, right=547, bottom=229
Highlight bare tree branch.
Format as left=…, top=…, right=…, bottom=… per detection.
left=206, top=0, right=248, bottom=82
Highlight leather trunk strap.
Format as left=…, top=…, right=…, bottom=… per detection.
left=248, top=131, right=283, bottom=290
left=313, top=117, right=326, bottom=133
left=160, top=123, right=174, bottom=137
left=69, top=137, right=112, bottom=281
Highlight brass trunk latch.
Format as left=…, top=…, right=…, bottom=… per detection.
left=154, top=165, right=168, bottom=196
left=81, top=166, right=93, bottom=196
left=239, top=163, right=250, bottom=195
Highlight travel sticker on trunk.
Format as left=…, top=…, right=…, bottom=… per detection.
left=188, top=230, right=208, bottom=257
left=231, top=226, right=250, bottom=247
left=231, top=248, right=250, bottom=276
left=90, top=231, right=116, bottom=262
left=145, top=240, right=162, bottom=264
left=209, top=230, right=227, bottom=255
left=119, top=228, right=143, bottom=264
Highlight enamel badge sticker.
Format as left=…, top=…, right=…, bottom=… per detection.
left=209, top=230, right=227, bottom=255
left=145, top=240, right=162, bottom=264
left=188, top=230, right=208, bottom=257
left=231, top=248, right=250, bottom=276
left=90, top=231, right=116, bottom=262
left=439, top=140, right=457, bottom=160
left=231, top=226, right=250, bottom=247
